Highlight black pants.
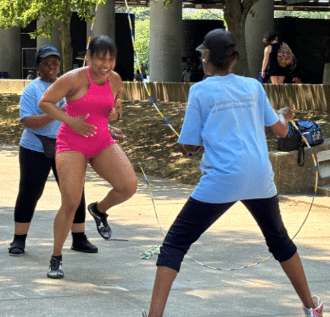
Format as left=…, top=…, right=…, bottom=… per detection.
left=157, top=196, right=297, bottom=272
left=14, top=146, right=86, bottom=224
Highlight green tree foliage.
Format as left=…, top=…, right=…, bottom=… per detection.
left=116, top=6, right=225, bottom=74
left=182, top=9, right=224, bottom=21
left=116, top=7, right=151, bottom=73
left=0, top=0, right=106, bottom=73
left=275, top=11, right=328, bottom=19
left=135, top=19, right=150, bottom=70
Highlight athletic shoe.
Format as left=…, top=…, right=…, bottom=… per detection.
left=71, top=238, right=98, bottom=253
left=303, top=295, right=323, bottom=316
left=47, top=256, right=64, bottom=279
left=88, top=202, right=112, bottom=240
left=8, top=241, right=25, bottom=256
left=141, top=310, right=148, bottom=317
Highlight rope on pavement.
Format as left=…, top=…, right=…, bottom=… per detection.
left=90, top=2, right=318, bottom=271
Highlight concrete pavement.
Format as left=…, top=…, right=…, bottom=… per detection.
left=0, top=145, right=329, bottom=317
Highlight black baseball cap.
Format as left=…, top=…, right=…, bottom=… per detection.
left=36, top=45, right=60, bottom=64
left=196, top=29, right=236, bottom=57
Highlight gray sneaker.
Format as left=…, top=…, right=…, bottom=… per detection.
left=88, top=202, right=112, bottom=240
left=47, top=256, right=64, bottom=279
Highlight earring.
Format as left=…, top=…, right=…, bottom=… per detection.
left=202, top=59, right=206, bottom=63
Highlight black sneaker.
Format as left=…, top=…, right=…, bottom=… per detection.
left=71, top=239, right=98, bottom=253
left=88, top=202, right=112, bottom=240
left=8, top=241, right=25, bottom=256
left=47, top=256, right=64, bottom=279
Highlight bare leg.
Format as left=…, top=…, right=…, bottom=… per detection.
left=14, top=219, right=84, bottom=235
left=89, top=144, right=138, bottom=213
left=280, top=251, right=315, bottom=308
left=14, top=222, right=31, bottom=235
left=270, top=75, right=285, bottom=84
left=52, top=152, right=87, bottom=256
left=71, top=223, right=85, bottom=233
left=148, top=266, right=178, bottom=317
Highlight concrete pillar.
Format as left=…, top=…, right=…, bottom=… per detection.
left=149, top=0, right=183, bottom=82
left=37, top=18, right=61, bottom=51
left=0, top=27, right=21, bottom=79
left=245, top=0, right=274, bottom=78
left=92, top=0, right=115, bottom=41
left=323, top=63, right=330, bottom=85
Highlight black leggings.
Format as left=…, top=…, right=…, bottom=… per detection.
left=157, top=196, right=297, bottom=272
left=14, top=146, right=86, bottom=224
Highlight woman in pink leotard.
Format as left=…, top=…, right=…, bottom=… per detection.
left=39, top=36, right=138, bottom=279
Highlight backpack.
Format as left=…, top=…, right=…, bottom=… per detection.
left=277, top=121, right=324, bottom=167
left=297, top=121, right=323, bottom=147
left=277, top=42, right=295, bottom=68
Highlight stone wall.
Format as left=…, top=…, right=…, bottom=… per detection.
left=1, top=80, right=330, bottom=111
left=1, top=82, right=329, bottom=110
left=269, top=138, right=330, bottom=195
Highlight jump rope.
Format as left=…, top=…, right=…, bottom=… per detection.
left=85, top=2, right=318, bottom=271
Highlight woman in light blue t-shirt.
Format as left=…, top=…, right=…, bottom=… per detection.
left=142, top=30, right=323, bottom=317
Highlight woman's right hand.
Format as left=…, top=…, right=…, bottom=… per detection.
left=69, top=114, right=97, bottom=137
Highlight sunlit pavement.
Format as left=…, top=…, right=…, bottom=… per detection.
left=0, top=146, right=329, bottom=317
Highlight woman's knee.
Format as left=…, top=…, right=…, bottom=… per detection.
left=156, top=244, right=185, bottom=273
left=60, top=197, right=82, bottom=215
left=114, top=176, right=138, bottom=198
left=268, top=235, right=297, bottom=262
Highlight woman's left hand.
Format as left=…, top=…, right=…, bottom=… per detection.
left=282, top=107, right=294, bottom=122
left=109, top=107, right=122, bottom=121
left=109, top=126, right=126, bottom=141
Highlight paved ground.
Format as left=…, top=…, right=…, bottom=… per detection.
left=0, top=145, right=329, bottom=317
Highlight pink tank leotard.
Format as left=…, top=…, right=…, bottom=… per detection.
left=56, top=67, right=116, bottom=159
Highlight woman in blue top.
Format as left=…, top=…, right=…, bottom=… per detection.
left=142, top=30, right=323, bottom=317
left=8, top=46, right=100, bottom=256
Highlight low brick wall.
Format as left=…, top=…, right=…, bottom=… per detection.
left=269, top=138, right=330, bottom=195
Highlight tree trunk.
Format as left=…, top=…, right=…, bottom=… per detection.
left=224, top=0, right=259, bottom=76
left=58, top=5, right=72, bottom=74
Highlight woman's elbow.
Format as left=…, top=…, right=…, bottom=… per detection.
left=38, top=99, right=47, bottom=112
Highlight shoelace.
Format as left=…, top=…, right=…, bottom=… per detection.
left=307, top=308, right=316, bottom=317
left=50, top=259, right=61, bottom=270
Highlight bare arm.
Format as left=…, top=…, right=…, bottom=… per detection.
left=39, top=74, right=96, bottom=137
left=22, top=114, right=54, bottom=129
left=21, top=106, right=65, bottom=129
left=270, top=108, right=294, bottom=138
left=109, top=71, right=123, bottom=121
left=261, top=46, right=271, bottom=78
